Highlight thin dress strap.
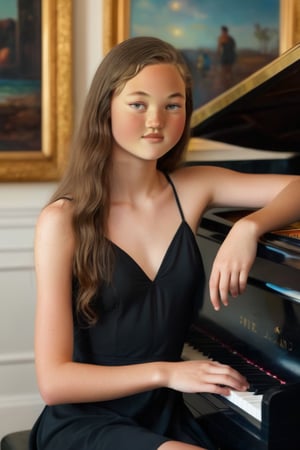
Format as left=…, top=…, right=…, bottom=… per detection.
left=164, top=173, right=185, bottom=221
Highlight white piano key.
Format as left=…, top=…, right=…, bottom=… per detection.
left=182, top=342, right=263, bottom=422
left=222, top=390, right=262, bottom=421
left=181, top=343, right=210, bottom=361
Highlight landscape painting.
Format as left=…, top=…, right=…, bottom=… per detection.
left=0, top=0, right=41, bottom=151
left=129, top=0, right=280, bottom=109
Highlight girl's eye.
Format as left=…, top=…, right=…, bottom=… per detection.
left=129, top=102, right=146, bottom=110
left=166, top=103, right=182, bottom=111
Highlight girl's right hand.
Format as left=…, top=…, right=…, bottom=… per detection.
left=165, top=359, right=249, bottom=396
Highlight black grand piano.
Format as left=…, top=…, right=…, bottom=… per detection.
left=182, top=44, right=300, bottom=450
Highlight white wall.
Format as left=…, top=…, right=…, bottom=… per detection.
left=0, top=0, right=103, bottom=440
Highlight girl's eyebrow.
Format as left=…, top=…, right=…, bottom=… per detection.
left=126, top=91, right=185, bottom=99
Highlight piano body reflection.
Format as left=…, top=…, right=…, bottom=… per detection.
left=182, top=44, right=300, bottom=450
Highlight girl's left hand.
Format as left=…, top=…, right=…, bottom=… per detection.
left=209, top=219, right=258, bottom=311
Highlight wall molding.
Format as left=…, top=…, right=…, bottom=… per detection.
left=0, top=207, right=40, bottom=224
left=0, top=351, right=35, bottom=366
left=0, top=393, right=42, bottom=409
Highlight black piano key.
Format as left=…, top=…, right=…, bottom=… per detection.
left=186, top=330, right=282, bottom=395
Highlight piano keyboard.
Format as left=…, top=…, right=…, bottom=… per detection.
left=182, top=342, right=265, bottom=422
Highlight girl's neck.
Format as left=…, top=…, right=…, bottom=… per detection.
left=110, top=163, right=165, bottom=204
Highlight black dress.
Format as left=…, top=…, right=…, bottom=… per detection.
left=29, top=174, right=216, bottom=450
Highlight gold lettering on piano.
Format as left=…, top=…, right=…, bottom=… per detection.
left=274, top=326, right=294, bottom=351
left=239, top=315, right=257, bottom=333
left=263, top=326, right=294, bottom=351
left=264, top=329, right=277, bottom=343
left=239, top=318, right=294, bottom=351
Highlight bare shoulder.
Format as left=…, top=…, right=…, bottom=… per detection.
left=171, top=164, right=231, bottom=187
left=169, top=165, right=225, bottom=199
left=170, top=164, right=295, bottom=210
left=166, top=166, right=218, bottom=229
left=37, top=198, right=73, bottom=227
left=167, top=165, right=244, bottom=229
left=36, top=199, right=75, bottom=248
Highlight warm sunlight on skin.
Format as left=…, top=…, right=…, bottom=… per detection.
left=110, top=64, right=186, bottom=164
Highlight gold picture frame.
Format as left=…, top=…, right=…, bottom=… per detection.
left=103, top=0, right=299, bottom=55
left=0, top=0, right=72, bottom=182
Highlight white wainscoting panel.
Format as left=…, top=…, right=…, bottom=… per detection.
left=0, top=393, right=44, bottom=441
left=0, top=207, right=45, bottom=440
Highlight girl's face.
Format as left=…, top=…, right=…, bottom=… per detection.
left=110, top=64, right=186, bottom=163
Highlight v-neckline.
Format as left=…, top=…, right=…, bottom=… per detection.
left=109, top=222, right=185, bottom=283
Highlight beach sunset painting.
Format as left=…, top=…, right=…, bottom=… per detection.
left=129, top=0, right=280, bottom=108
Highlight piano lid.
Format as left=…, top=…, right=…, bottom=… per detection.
left=189, top=43, right=300, bottom=153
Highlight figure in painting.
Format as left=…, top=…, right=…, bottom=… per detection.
left=217, top=25, right=236, bottom=88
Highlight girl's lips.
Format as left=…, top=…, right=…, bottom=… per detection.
left=142, top=133, right=164, bottom=139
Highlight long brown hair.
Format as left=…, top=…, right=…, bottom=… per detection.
left=50, top=36, right=194, bottom=325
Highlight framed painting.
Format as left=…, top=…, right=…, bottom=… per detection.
left=0, top=0, right=72, bottom=181
left=103, top=0, right=299, bottom=110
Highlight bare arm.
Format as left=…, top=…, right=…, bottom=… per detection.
left=34, top=200, right=249, bottom=405
left=172, top=166, right=300, bottom=310
left=209, top=176, right=300, bottom=309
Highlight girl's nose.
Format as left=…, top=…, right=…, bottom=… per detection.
left=146, top=109, right=163, bottom=129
